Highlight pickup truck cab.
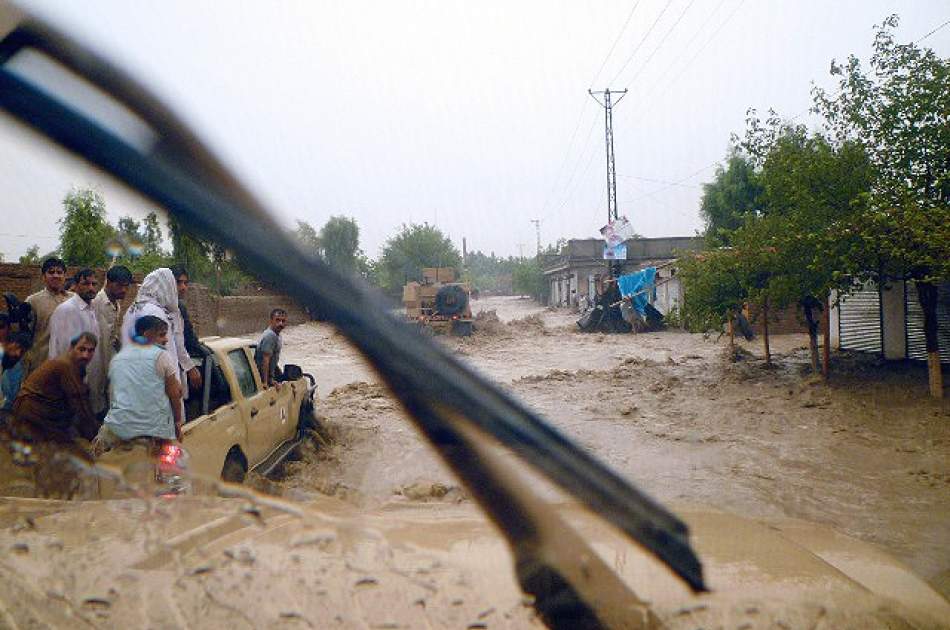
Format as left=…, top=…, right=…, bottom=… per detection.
left=99, top=336, right=316, bottom=489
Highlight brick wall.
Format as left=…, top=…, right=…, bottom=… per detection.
left=744, top=302, right=808, bottom=335
left=0, top=263, right=142, bottom=312
left=0, top=263, right=308, bottom=339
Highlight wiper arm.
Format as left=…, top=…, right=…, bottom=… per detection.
left=0, top=18, right=706, bottom=600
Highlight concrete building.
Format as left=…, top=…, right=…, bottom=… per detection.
left=542, top=236, right=702, bottom=311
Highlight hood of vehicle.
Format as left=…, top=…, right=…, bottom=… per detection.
left=0, top=495, right=946, bottom=629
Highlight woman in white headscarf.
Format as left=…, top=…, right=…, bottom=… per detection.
left=119, top=268, right=181, bottom=386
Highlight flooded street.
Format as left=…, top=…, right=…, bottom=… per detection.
left=274, top=296, right=950, bottom=583
left=1, top=294, right=948, bottom=628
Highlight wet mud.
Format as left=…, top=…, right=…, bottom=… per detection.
left=275, top=296, right=950, bottom=583
left=1, top=296, right=948, bottom=628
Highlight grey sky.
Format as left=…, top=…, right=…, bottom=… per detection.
left=4, top=1, right=949, bottom=261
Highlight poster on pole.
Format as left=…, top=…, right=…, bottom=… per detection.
left=603, top=243, right=627, bottom=260
left=599, top=216, right=635, bottom=248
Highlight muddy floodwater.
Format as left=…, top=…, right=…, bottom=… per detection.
left=1, top=295, right=948, bottom=628
left=269, top=296, right=950, bottom=585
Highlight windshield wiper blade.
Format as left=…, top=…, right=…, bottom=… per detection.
left=0, top=21, right=706, bottom=593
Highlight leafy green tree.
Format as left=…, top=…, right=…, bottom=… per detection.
left=168, top=216, right=211, bottom=277
left=19, top=245, right=41, bottom=265
left=377, top=223, right=461, bottom=293
left=678, top=249, right=750, bottom=355
left=511, top=257, right=547, bottom=301
left=814, top=15, right=950, bottom=396
left=464, top=250, right=519, bottom=294
left=142, top=212, right=164, bottom=256
left=293, top=220, right=321, bottom=255
left=319, top=216, right=361, bottom=273
left=737, top=122, right=874, bottom=369
left=58, top=188, right=115, bottom=267
left=116, top=216, right=143, bottom=243
left=699, top=151, right=763, bottom=246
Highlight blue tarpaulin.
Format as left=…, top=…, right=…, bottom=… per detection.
left=617, top=267, right=656, bottom=315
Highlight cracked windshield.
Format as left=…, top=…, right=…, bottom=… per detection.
left=0, top=1, right=948, bottom=628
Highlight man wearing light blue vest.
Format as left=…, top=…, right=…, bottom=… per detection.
left=93, top=315, right=182, bottom=455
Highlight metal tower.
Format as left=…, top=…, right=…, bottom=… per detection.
left=588, top=88, right=627, bottom=224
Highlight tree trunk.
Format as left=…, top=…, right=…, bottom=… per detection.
left=762, top=299, right=771, bottom=366
left=821, top=293, right=831, bottom=379
left=917, top=281, right=944, bottom=399
left=802, top=298, right=820, bottom=373
left=727, top=312, right=736, bottom=362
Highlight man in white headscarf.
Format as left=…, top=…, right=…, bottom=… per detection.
left=119, top=268, right=181, bottom=392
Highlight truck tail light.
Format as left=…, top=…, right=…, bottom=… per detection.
left=159, top=444, right=185, bottom=467
left=156, top=443, right=191, bottom=495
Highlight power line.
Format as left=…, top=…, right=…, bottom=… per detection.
left=541, top=1, right=645, bottom=218
left=0, top=232, right=59, bottom=240
left=552, top=134, right=601, bottom=218
left=625, top=162, right=717, bottom=203
left=617, top=173, right=702, bottom=188
left=550, top=115, right=601, bottom=217
left=590, top=0, right=643, bottom=88
left=916, top=17, right=950, bottom=42
left=609, top=0, right=674, bottom=87
left=786, top=14, right=950, bottom=123
left=619, top=0, right=744, bottom=124
left=622, top=0, right=698, bottom=88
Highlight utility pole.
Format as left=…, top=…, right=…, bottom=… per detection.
left=588, top=88, right=627, bottom=225
left=517, top=243, right=526, bottom=260
left=530, top=219, right=541, bottom=256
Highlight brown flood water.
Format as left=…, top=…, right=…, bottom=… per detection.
left=272, top=296, right=950, bottom=583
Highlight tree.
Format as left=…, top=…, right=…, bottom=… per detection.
left=58, top=188, right=115, bottom=267
left=814, top=15, right=950, bottom=396
left=699, top=151, right=763, bottom=246
left=168, top=216, right=211, bottom=276
left=737, top=121, right=874, bottom=370
left=377, top=223, right=461, bottom=293
left=116, top=216, right=143, bottom=243
left=293, top=220, right=321, bottom=255
left=319, top=216, right=361, bottom=273
left=142, top=212, right=164, bottom=256
left=19, top=245, right=41, bottom=265
left=511, top=257, right=547, bottom=301
left=678, top=249, right=750, bottom=357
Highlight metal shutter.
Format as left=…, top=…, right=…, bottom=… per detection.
left=905, top=282, right=950, bottom=363
left=839, top=282, right=882, bottom=354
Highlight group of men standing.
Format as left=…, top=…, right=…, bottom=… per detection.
left=0, top=259, right=205, bottom=456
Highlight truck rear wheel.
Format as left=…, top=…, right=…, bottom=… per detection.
left=221, top=452, right=246, bottom=484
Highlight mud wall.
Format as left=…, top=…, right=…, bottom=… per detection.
left=0, top=262, right=143, bottom=311
left=744, top=302, right=808, bottom=335
left=203, top=292, right=309, bottom=338
left=0, top=263, right=308, bottom=339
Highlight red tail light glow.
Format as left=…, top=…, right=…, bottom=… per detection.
left=160, top=444, right=183, bottom=466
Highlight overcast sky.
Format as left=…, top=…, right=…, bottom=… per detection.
left=3, top=1, right=948, bottom=261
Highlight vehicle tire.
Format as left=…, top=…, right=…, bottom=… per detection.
left=435, top=284, right=468, bottom=317
left=451, top=319, right=473, bottom=337
left=221, top=453, right=246, bottom=484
